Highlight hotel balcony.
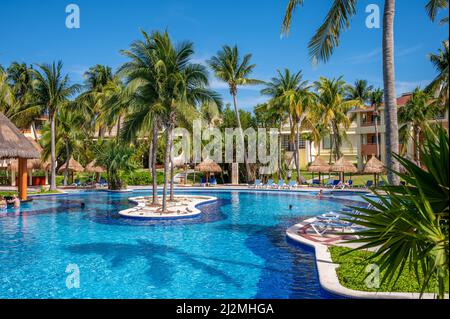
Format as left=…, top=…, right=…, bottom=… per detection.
left=361, top=143, right=378, bottom=156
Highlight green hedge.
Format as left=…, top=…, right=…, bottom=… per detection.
left=329, top=246, right=448, bottom=293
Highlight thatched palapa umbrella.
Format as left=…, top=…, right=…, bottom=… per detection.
left=331, top=157, right=357, bottom=182
left=0, top=112, right=40, bottom=200
left=363, top=155, right=385, bottom=186
left=194, top=157, right=221, bottom=184
left=85, top=161, right=105, bottom=173
left=59, top=157, right=84, bottom=184
left=308, top=156, right=330, bottom=184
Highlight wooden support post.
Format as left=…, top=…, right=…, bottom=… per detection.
left=18, top=158, right=28, bottom=201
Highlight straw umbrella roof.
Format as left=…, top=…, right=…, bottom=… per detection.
left=9, top=137, right=49, bottom=171
left=0, top=112, right=40, bottom=159
left=363, top=156, right=385, bottom=174
left=331, top=157, right=358, bottom=173
left=308, top=156, right=331, bottom=173
left=85, top=161, right=106, bottom=173
left=58, top=157, right=84, bottom=173
left=194, top=157, right=222, bottom=173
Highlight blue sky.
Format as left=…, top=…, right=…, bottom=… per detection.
left=0, top=0, right=448, bottom=111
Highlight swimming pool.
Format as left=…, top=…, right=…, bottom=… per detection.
left=0, top=189, right=364, bottom=299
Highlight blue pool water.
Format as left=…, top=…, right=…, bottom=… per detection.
left=0, top=189, right=364, bottom=299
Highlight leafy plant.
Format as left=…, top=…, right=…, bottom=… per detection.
left=94, top=140, right=137, bottom=190
left=343, top=125, right=449, bottom=298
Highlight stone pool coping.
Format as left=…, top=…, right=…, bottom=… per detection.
left=118, top=195, right=217, bottom=219
left=286, top=220, right=448, bottom=299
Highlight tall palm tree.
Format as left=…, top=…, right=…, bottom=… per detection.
left=208, top=45, right=263, bottom=182
left=29, top=61, right=80, bottom=190
left=370, top=88, right=384, bottom=158
left=77, top=64, right=114, bottom=137
left=119, top=30, right=167, bottom=206
left=120, top=30, right=220, bottom=212
left=398, top=88, right=440, bottom=166
left=427, top=41, right=449, bottom=107
left=346, top=79, right=373, bottom=104
left=40, top=105, right=85, bottom=185
left=281, top=0, right=400, bottom=184
left=314, top=77, right=361, bottom=162
left=261, top=69, right=307, bottom=180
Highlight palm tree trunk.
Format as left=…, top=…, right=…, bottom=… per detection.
left=63, top=141, right=70, bottom=186
left=116, top=115, right=121, bottom=142
left=50, top=112, right=57, bottom=191
left=150, top=124, right=159, bottom=205
left=278, top=123, right=283, bottom=179
left=415, top=126, right=421, bottom=166
left=295, top=121, right=301, bottom=183
left=232, top=93, right=251, bottom=182
left=383, top=0, right=400, bottom=185
left=31, top=121, right=39, bottom=141
left=162, top=124, right=172, bottom=212
left=169, top=132, right=175, bottom=202
left=374, top=108, right=380, bottom=158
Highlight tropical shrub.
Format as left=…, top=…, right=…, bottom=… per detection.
left=95, top=140, right=136, bottom=190
left=344, top=125, right=449, bottom=298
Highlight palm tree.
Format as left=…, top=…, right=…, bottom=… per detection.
left=120, top=30, right=220, bottom=212
left=398, top=88, right=440, bottom=166
left=426, top=0, right=449, bottom=24
left=77, top=64, right=114, bottom=137
left=369, top=88, right=384, bottom=159
left=346, top=79, right=373, bottom=104
left=281, top=0, right=400, bottom=184
left=119, top=31, right=167, bottom=206
left=29, top=61, right=80, bottom=190
left=95, top=140, right=136, bottom=190
left=40, top=105, right=85, bottom=185
left=314, top=77, right=361, bottom=162
left=427, top=41, right=449, bottom=108
left=208, top=45, right=263, bottom=182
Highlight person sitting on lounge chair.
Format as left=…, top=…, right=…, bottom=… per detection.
left=265, top=179, right=275, bottom=188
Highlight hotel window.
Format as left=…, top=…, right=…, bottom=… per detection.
left=322, top=135, right=332, bottom=149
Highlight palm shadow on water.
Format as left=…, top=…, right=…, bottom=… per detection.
left=65, top=239, right=241, bottom=289
left=213, top=220, right=341, bottom=299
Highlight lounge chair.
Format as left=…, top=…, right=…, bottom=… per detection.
left=200, top=177, right=206, bottom=187
left=250, top=179, right=261, bottom=189
left=210, top=177, right=217, bottom=186
left=276, top=180, right=286, bottom=189
left=332, top=180, right=343, bottom=189
left=378, top=180, right=385, bottom=187
left=309, top=219, right=353, bottom=236
left=325, top=179, right=334, bottom=188
left=287, top=180, right=298, bottom=189
left=265, top=179, right=275, bottom=188
left=71, top=180, right=81, bottom=187
left=311, top=179, right=320, bottom=187
left=342, top=180, right=353, bottom=189
left=365, top=180, right=373, bottom=188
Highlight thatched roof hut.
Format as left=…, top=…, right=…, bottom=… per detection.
left=308, top=156, right=330, bottom=173
left=195, top=157, right=222, bottom=173
left=58, top=157, right=84, bottom=173
left=331, top=157, right=358, bottom=173
left=363, top=156, right=385, bottom=174
left=0, top=113, right=40, bottom=159
left=9, top=137, right=49, bottom=171
left=85, top=161, right=105, bottom=173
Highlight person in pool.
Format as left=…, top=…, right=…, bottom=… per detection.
left=0, top=196, right=7, bottom=210
left=317, top=189, right=324, bottom=198
left=12, top=195, right=20, bottom=209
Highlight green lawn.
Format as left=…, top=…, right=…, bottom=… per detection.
left=329, top=246, right=448, bottom=294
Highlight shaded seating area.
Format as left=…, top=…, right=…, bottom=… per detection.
left=58, top=157, right=84, bottom=186
left=0, top=113, right=40, bottom=201
left=308, top=156, right=330, bottom=186
left=363, top=155, right=385, bottom=187
left=194, top=157, right=222, bottom=187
